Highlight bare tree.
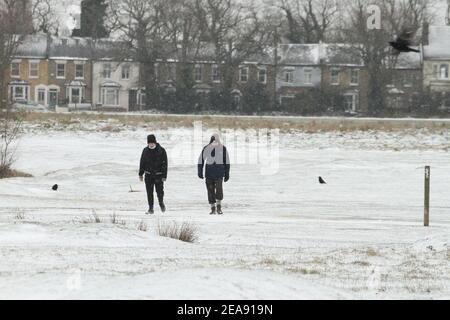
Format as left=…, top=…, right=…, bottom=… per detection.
left=278, top=0, right=340, bottom=43
left=0, top=109, right=23, bottom=178
left=339, top=0, right=433, bottom=115
left=108, top=0, right=179, bottom=109
left=193, top=0, right=273, bottom=91
left=0, top=0, right=33, bottom=108
left=31, top=0, right=59, bottom=34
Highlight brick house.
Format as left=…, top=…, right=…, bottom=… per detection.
left=320, top=44, right=369, bottom=113
left=6, top=34, right=49, bottom=105
left=423, top=25, right=450, bottom=110
left=385, top=51, right=423, bottom=113
left=48, top=36, right=93, bottom=109
left=276, top=44, right=322, bottom=107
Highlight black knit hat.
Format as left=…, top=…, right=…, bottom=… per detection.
left=147, top=134, right=157, bottom=144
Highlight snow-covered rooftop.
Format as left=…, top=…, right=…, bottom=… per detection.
left=423, top=25, right=450, bottom=60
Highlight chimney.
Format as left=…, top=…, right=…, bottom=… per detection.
left=422, top=22, right=429, bottom=46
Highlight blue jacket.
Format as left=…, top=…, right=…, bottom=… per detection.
left=198, top=143, right=230, bottom=180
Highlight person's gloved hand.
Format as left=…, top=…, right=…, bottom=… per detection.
left=224, top=175, right=229, bottom=182
left=139, top=176, right=144, bottom=182
left=162, top=178, right=167, bottom=182
left=198, top=173, right=204, bottom=179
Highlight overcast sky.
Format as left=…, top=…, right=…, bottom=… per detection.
left=54, top=0, right=450, bottom=35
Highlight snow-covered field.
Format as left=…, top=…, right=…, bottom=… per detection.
left=1, top=119, right=450, bottom=300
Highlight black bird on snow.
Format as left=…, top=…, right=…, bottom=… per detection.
left=52, top=184, right=58, bottom=191
left=318, top=177, right=327, bottom=184
left=389, top=29, right=420, bottom=54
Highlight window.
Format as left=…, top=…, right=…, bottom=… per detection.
left=101, top=88, right=119, bottom=106
left=304, top=69, right=313, bottom=84
left=168, top=64, right=176, bottom=81
left=258, top=67, right=267, bottom=83
left=121, top=65, right=130, bottom=80
left=212, top=65, right=220, bottom=82
left=57, top=63, right=66, bottom=78
left=403, top=75, right=412, bottom=87
left=37, top=88, right=46, bottom=104
left=69, top=87, right=82, bottom=104
left=331, top=69, right=340, bottom=85
left=440, top=64, right=449, bottom=79
left=103, top=63, right=112, bottom=78
left=239, top=66, right=249, bottom=82
left=61, top=39, right=68, bottom=45
left=194, top=65, right=202, bottom=82
left=75, top=64, right=84, bottom=79
left=11, top=62, right=20, bottom=77
left=284, top=70, right=294, bottom=83
left=29, top=62, right=39, bottom=78
left=350, top=69, right=359, bottom=86
left=344, top=93, right=358, bottom=111
left=9, top=85, right=29, bottom=101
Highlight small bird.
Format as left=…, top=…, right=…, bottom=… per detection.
left=318, top=177, right=327, bottom=184
left=52, top=184, right=58, bottom=191
left=389, top=29, right=420, bottom=54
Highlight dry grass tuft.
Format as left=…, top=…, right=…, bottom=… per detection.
left=14, top=211, right=25, bottom=220
left=110, top=212, right=126, bottom=225
left=100, top=125, right=121, bottom=133
left=0, top=165, right=33, bottom=179
left=366, top=248, right=379, bottom=257
left=157, top=220, right=198, bottom=243
left=136, top=220, right=148, bottom=232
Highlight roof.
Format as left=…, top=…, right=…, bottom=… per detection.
left=423, top=25, right=450, bottom=60
left=15, top=34, right=48, bottom=58
left=278, top=44, right=320, bottom=65
left=321, top=44, right=363, bottom=66
left=395, top=51, right=422, bottom=69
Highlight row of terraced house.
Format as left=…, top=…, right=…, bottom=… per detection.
left=3, top=25, right=450, bottom=114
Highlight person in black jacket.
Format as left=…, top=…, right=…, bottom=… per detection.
left=198, top=133, right=230, bottom=215
left=139, top=135, right=168, bottom=214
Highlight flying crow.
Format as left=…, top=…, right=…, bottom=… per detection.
left=318, top=177, right=327, bottom=184
left=52, top=184, right=58, bottom=191
left=389, top=29, right=420, bottom=54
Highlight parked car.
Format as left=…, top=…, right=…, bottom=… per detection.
left=12, top=100, right=48, bottom=112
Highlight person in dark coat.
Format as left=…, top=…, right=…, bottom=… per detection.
left=198, top=133, right=230, bottom=215
left=139, top=134, right=168, bottom=214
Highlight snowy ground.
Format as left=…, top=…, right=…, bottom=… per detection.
left=1, top=121, right=450, bottom=300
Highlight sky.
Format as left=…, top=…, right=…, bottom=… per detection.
left=53, top=0, right=450, bottom=35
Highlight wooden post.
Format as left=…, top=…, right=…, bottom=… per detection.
left=424, top=166, right=430, bottom=227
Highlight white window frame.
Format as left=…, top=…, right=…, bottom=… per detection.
left=103, top=63, right=112, bottom=79
left=121, top=65, right=131, bottom=80
left=239, top=66, right=249, bottom=83
left=284, top=69, right=294, bottom=83
left=258, top=67, right=267, bottom=84
left=344, top=93, right=358, bottom=112
left=330, top=68, right=340, bottom=85
left=440, top=64, right=449, bottom=80
left=194, top=64, right=203, bottom=82
left=350, top=69, right=359, bottom=86
left=9, top=85, right=30, bottom=101
left=11, top=61, right=21, bottom=78
left=304, top=69, right=313, bottom=85
left=212, top=64, right=220, bottom=82
left=29, top=61, right=39, bottom=78
left=101, top=87, right=120, bottom=106
left=168, top=64, right=176, bottom=82
left=75, top=63, right=84, bottom=79
left=56, top=63, right=66, bottom=79
left=67, top=87, right=84, bottom=104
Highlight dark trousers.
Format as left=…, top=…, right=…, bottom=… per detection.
left=206, top=178, right=223, bottom=205
left=145, top=175, right=164, bottom=208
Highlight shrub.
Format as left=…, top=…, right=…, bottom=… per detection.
left=157, top=220, right=198, bottom=243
